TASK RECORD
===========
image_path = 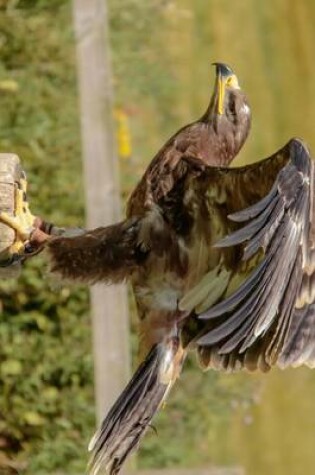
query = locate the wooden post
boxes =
[0,154,22,278]
[72,0,130,424]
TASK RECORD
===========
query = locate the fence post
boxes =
[72,0,130,424]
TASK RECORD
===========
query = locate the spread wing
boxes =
[179,138,315,372]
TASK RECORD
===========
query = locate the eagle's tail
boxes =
[88,336,185,475]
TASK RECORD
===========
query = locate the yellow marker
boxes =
[115,109,132,160]
[0,79,19,92]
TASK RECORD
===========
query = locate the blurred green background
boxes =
[0,0,315,474]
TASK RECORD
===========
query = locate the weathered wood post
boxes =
[72,0,130,424]
[0,154,22,278]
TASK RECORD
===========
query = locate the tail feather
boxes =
[88,338,181,475]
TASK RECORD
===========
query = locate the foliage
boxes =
[0,1,93,473]
[0,260,93,474]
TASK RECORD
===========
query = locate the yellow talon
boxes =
[9,239,25,255]
[0,211,32,240]
[0,172,36,261]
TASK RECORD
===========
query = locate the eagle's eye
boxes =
[225,75,240,90]
[226,77,233,87]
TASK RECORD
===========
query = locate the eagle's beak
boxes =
[212,63,240,115]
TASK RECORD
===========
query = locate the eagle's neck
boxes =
[201,100,251,166]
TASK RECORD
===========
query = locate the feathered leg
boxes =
[88,335,185,475]
[45,217,147,284]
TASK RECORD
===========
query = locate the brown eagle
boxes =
[1,63,315,475]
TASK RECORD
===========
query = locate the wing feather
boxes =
[181,138,315,371]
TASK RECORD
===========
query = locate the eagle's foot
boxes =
[0,172,37,266]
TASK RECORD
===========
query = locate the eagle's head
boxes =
[203,62,251,164]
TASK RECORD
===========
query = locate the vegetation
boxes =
[1,0,315,474]
[0,1,92,473]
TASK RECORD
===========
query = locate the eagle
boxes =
[1,63,314,475]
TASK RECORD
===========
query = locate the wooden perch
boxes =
[0,153,22,278]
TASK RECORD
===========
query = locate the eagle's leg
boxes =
[45,217,145,284]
